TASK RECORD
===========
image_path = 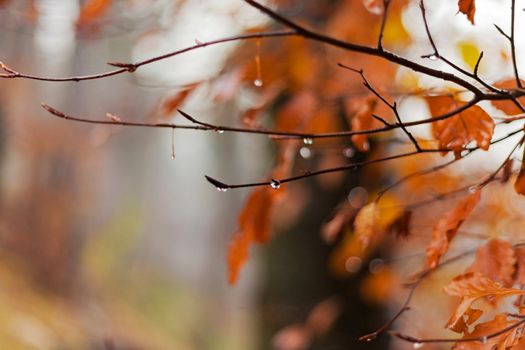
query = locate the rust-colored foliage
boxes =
[426,189,481,269]
[467,238,516,287]
[491,79,525,115]
[453,314,522,350]
[348,96,379,152]
[444,272,525,333]
[458,0,476,24]
[427,96,494,157]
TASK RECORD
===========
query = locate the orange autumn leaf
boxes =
[228,187,278,284]
[453,314,523,350]
[227,143,295,284]
[491,79,525,115]
[467,239,516,287]
[349,96,379,152]
[354,201,378,250]
[426,189,481,269]
[160,84,199,117]
[428,96,494,156]
[458,0,476,24]
[77,0,112,25]
[444,272,525,333]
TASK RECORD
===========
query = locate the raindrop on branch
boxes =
[303,137,314,145]
[270,179,281,189]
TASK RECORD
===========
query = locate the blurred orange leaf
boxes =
[77,0,112,25]
[426,189,481,269]
[467,239,516,287]
[354,201,378,250]
[160,84,199,117]
[444,272,525,333]
[348,96,379,152]
[491,79,525,115]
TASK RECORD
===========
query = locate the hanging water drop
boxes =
[254,39,263,88]
[303,137,314,145]
[413,342,423,349]
[215,128,225,134]
[468,185,478,193]
[480,337,488,344]
[270,179,281,189]
[171,128,176,160]
[216,187,228,192]
[428,54,439,61]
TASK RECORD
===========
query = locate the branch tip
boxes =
[204,175,230,191]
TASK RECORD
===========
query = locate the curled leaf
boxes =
[444,272,525,333]
[426,189,481,269]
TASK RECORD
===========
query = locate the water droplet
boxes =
[413,342,423,349]
[468,185,478,193]
[343,147,355,158]
[270,179,281,189]
[216,187,228,192]
[299,147,312,159]
[428,54,439,61]
[345,256,362,273]
[303,137,313,145]
[194,38,203,45]
[171,128,176,160]
[254,39,263,88]
[215,128,225,134]
[481,337,488,344]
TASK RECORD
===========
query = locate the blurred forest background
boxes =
[2,0,524,349]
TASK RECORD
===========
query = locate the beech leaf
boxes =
[426,189,481,269]
[467,238,516,287]
[349,96,379,152]
[453,314,524,350]
[444,272,525,333]
[428,97,494,157]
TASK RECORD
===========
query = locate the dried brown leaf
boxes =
[453,314,523,350]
